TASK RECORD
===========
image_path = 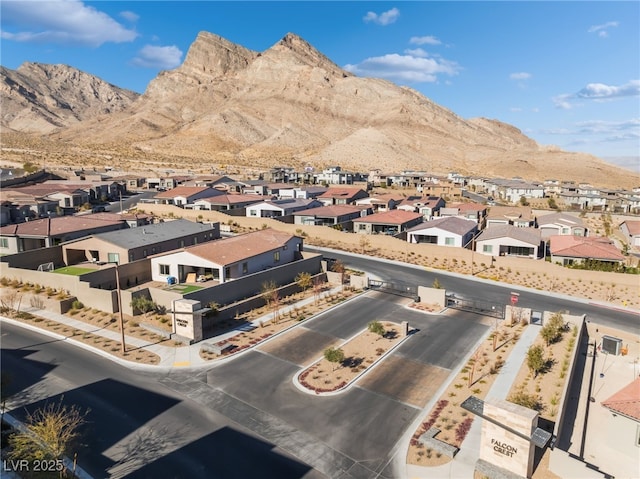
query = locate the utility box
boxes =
[602,335,622,355]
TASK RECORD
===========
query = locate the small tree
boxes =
[519,195,530,206]
[359,235,371,254]
[295,272,312,295]
[526,344,545,378]
[261,280,280,323]
[547,197,558,210]
[324,347,345,371]
[8,399,88,463]
[541,312,564,346]
[312,276,323,304]
[432,278,442,289]
[130,296,156,317]
[368,320,385,340]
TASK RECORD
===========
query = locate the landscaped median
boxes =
[294,320,411,396]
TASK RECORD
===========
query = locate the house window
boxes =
[274,251,280,262]
[0,238,8,248]
[107,253,120,264]
[249,209,257,216]
[358,224,367,231]
[179,240,185,248]
[562,228,569,234]
[129,253,134,262]
[159,264,170,275]
[483,245,493,253]
[143,249,148,257]
[242,262,248,274]
[445,237,455,246]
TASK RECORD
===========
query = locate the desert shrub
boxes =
[508,390,543,411]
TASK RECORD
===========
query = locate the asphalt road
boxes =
[309,247,640,334]
[1,323,323,479]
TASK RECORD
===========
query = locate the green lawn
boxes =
[53,266,95,276]
[167,284,203,294]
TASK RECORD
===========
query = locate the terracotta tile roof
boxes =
[353,210,423,225]
[154,186,213,198]
[602,377,640,422]
[550,235,624,261]
[318,187,367,199]
[0,215,124,237]
[195,194,268,205]
[622,220,640,236]
[186,229,296,265]
[456,202,487,212]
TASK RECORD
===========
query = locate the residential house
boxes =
[315,166,354,185]
[619,220,640,249]
[475,225,542,259]
[10,185,90,209]
[150,228,302,283]
[317,187,369,206]
[0,214,128,255]
[278,186,328,200]
[354,193,403,213]
[486,179,544,204]
[387,171,429,189]
[0,189,59,222]
[417,179,461,198]
[618,191,640,215]
[549,235,625,266]
[116,175,145,192]
[62,219,220,266]
[600,378,640,470]
[246,199,322,218]
[293,204,371,229]
[192,194,267,212]
[486,206,536,228]
[368,169,392,187]
[438,202,487,225]
[537,212,588,239]
[154,186,223,207]
[407,217,477,247]
[146,175,188,190]
[43,179,120,202]
[396,196,445,220]
[353,210,423,235]
[182,175,236,188]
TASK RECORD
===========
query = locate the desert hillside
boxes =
[1,32,637,188]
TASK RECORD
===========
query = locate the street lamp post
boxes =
[113,262,126,354]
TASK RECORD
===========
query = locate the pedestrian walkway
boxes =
[405,324,540,479]
[5,285,347,370]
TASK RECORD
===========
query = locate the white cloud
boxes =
[409,36,441,46]
[575,118,640,135]
[344,52,460,83]
[554,80,639,109]
[588,21,619,38]
[0,0,138,46]
[404,48,429,58]
[576,80,640,99]
[133,45,182,70]
[120,11,139,23]
[510,107,523,112]
[363,8,400,26]
[132,44,183,69]
[510,72,531,80]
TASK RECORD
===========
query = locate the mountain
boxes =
[0,62,139,133]
[1,32,637,187]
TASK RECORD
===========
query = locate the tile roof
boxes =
[154,186,216,198]
[318,187,367,198]
[602,377,640,422]
[353,210,423,225]
[622,220,640,236]
[477,225,541,245]
[0,215,125,237]
[185,229,296,265]
[486,206,534,221]
[195,194,268,205]
[549,235,624,261]
[86,219,215,249]
[407,216,477,236]
[537,212,586,228]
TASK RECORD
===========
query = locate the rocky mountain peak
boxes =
[179,31,258,80]
[267,32,351,78]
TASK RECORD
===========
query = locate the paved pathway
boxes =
[404,324,540,479]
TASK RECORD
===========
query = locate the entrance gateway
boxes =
[367,279,419,301]
[446,293,505,319]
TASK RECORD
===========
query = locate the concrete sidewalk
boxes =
[404,324,540,479]
[5,284,347,370]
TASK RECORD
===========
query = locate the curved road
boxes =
[309,246,639,334]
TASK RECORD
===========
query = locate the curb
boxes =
[292,322,413,397]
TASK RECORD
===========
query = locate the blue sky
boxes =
[1,1,639,164]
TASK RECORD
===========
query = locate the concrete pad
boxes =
[358,355,450,407]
